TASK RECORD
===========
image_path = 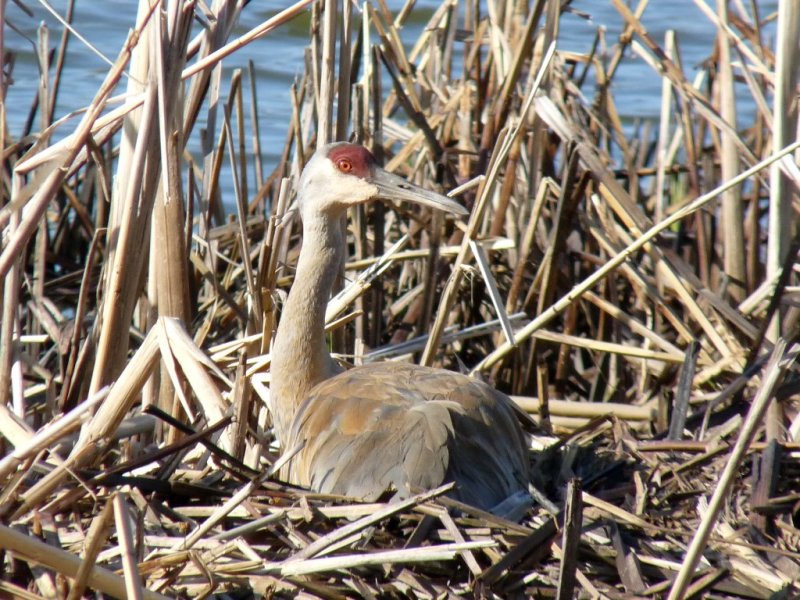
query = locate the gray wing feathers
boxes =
[284,363,530,514]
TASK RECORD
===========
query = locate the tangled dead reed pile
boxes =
[1,0,799,597]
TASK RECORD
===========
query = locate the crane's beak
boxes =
[369,168,469,217]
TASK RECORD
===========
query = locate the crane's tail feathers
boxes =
[490,490,533,522]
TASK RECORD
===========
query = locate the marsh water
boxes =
[4,1,777,170]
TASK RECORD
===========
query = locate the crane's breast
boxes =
[283,362,530,513]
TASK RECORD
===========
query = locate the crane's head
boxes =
[297,142,468,218]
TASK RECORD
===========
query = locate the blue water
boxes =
[4,1,777,169]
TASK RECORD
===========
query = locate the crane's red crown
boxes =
[326,143,376,179]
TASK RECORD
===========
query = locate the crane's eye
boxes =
[336,158,353,173]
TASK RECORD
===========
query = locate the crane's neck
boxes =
[271,210,345,444]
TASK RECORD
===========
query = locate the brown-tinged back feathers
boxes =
[285,362,530,514]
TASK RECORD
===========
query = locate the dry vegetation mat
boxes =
[1,0,799,597]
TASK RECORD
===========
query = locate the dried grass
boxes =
[1,0,799,598]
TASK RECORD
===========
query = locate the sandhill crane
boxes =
[270,142,530,518]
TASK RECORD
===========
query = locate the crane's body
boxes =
[270,143,530,518]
